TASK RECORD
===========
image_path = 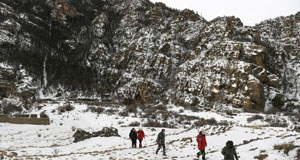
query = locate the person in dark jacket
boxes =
[222,140,238,160]
[137,128,145,148]
[156,129,166,156]
[129,128,137,148]
[196,130,207,160]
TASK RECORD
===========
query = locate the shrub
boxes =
[88,106,104,114]
[154,104,167,111]
[58,104,74,113]
[285,112,300,125]
[206,118,218,125]
[95,107,104,113]
[105,109,117,115]
[128,121,140,127]
[254,154,268,160]
[191,98,199,106]
[247,115,264,123]
[194,117,226,127]
[161,111,173,121]
[225,109,234,116]
[274,142,297,156]
[119,111,129,117]
[218,120,230,126]
[123,98,134,105]
[265,117,288,128]
[194,118,207,127]
[125,104,138,113]
[162,121,176,128]
[143,120,162,127]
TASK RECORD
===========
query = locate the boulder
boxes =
[73,127,120,143]
[93,127,120,137]
[73,128,93,143]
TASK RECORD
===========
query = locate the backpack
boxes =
[156,133,161,144]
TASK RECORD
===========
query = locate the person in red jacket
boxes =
[137,128,145,148]
[196,130,207,160]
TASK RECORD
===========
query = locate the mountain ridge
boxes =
[0,0,299,113]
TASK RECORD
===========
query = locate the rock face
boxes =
[0,0,299,112]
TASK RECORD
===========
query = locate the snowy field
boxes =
[0,102,299,160]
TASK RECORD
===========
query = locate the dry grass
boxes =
[247,115,264,123]
[58,104,74,113]
[274,142,297,156]
[254,154,268,160]
[142,120,162,127]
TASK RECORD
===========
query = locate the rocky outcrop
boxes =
[0,63,36,113]
[73,127,120,143]
[0,0,299,113]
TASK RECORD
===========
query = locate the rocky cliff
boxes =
[0,0,299,113]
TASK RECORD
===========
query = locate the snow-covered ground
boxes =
[0,102,299,160]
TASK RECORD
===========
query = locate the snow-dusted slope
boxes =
[0,102,299,160]
[1,1,300,159]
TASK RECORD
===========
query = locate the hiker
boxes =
[222,140,238,160]
[196,130,207,160]
[129,128,137,148]
[137,128,145,148]
[156,129,166,156]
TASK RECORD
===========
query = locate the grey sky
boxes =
[149,0,300,26]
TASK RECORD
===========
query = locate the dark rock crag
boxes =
[0,0,299,112]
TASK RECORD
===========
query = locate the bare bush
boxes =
[128,121,140,127]
[105,109,118,115]
[206,118,218,125]
[265,117,288,128]
[274,142,297,156]
[285,112,300,125]
[58,104,74,113]
[122,98,134,105]
[254,154,268,160]
[142,120,162,127]
[119,111,129,117]
[194,118,227,127]
[125,104,138,113]
[225,109,234,116]
[89,107,104,114]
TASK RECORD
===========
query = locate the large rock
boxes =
[93,127,120,137]
[73,129,93,143]
[73,127,120,143]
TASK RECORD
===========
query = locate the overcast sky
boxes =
[149,0,300,26]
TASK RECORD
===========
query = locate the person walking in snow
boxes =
[222,140,238,160]
[129,128,138,148]
[156,129,166,156]
[137,128,145,148]
[196,130,207,160]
